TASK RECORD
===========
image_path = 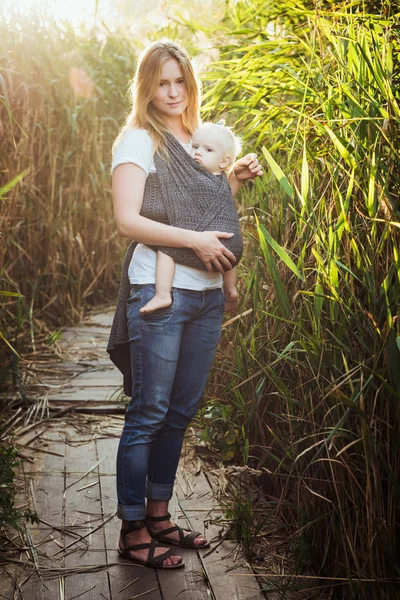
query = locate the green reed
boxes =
[200,1,400,597]
[0,13,139,387]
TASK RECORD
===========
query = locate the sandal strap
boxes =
[147,538,178,567]
[120,537,181,568]
[178,529,202,545]
[124,542,153,551]
[121,519,146,533]
[171,524,202,545]
[152,525,179,538]
[145,512,171,522]
[148,520,203,547]
[149,547,178,568]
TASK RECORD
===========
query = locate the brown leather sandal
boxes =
[118,519,185,569]
[146,512,210,549]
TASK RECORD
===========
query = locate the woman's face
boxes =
[151,58,188,120]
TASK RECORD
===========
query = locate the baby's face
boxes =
[191,128,230,173]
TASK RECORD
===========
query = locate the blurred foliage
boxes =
[0,14,138,392]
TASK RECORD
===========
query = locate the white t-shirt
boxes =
[112,129,223,290]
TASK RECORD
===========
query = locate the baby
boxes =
[140,121,241,315]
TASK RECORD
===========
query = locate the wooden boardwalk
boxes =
[0,311,265,600]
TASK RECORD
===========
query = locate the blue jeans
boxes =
[116,284,225,520]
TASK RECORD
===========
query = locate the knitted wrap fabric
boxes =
[150,133,243,270]
[107,132,243,395]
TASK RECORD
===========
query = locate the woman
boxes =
[109,39,262,570]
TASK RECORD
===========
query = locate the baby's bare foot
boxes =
[140,294,172,315]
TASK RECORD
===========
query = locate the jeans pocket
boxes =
[127,288,143,304]
[141,289,176,322]
[126,287,144,320]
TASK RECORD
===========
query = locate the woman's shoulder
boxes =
[112,128,154,175]
[116,128,153,150]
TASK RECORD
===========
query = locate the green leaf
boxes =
[314,280,324,325]
[301,142,309,206]
[221,449,236,461]
[0,331,21,358]
[0,169,30,198]
[224,430,237,444]
[0,73,15,142]
[258,224,304,281]
[257,221,291,317]
[0,291,24,297]
[261,146,293,199]
[323,125,357,169]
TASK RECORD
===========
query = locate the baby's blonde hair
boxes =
[195,121,242,172]
[113,39,201,156]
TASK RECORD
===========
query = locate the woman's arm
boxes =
[113,162,236,273]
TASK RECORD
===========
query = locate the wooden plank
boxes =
[64,434,111,600]
[62,343,108,353]
[18,428,65,599]
[38,361,100,372]
[96,437,210,600]
[107,564,162,600]
[157,487,211,600]
[61,376,122,388]
[0,566,17,599]
[38,378,122,390]
[45,388,123,402]
[96,437,161,600]
[34,370,121,387]
[49,403,127,415]
[19,574,62,600]
[176,469,264,600]
[83,313,114,327]
[95,437,118,476]
[61,326,112,339]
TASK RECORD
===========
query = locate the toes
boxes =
[164,555,181,566]
[195,536,207,546]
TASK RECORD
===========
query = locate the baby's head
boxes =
[191,121,241,174]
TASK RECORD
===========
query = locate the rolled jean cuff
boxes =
[146,480,174,501]
[117,503,146,521]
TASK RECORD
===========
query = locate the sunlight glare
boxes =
[6,0,105,27]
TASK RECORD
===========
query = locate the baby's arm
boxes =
[140,251,176,314]
[222,267,238,313]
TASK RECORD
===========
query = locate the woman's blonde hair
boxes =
[113,39,201,156]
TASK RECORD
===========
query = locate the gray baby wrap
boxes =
[107,132,243,395]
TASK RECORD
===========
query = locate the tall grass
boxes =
[200,1,400,597]
[0,14,138,387]
[1,2,400,594]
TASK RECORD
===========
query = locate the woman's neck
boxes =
[165,116,190,143]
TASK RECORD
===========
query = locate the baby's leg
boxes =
[222,267,238,313]
[140,251,176,314]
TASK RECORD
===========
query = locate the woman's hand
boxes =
[190,231,236,273]
[233,153,263,182]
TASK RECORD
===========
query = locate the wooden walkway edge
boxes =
[0,310,265,600]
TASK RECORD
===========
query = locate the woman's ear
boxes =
[219,155,232,170]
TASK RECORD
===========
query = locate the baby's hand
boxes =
[223,286,238,313]
[233,153,263,182]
